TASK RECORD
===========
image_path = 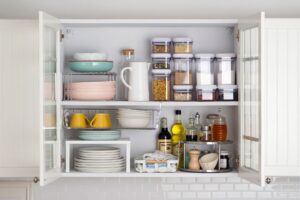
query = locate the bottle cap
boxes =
[175,110,181,115]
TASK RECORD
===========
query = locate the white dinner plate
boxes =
[79,147,120,153]
[75,166,125,173]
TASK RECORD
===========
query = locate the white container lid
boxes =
[220,151,229,156]
[173,37,193,43]
[173,53,193,59]
[151,53,172,58]
[195,53,215,59]
[217,85,238,90]
[216,53,236,58]
[152,37,172,43]
[173,85,193,90]
[152,69,172,75]
[196,85,217,90]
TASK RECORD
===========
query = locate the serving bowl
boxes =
[199,153,218,170]
[66,90,115,100]
[73,53,107,61]
[69,61,113,72]
[117,117,150,128]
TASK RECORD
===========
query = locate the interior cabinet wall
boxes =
[264,19,300,176]
[0,20,39,177]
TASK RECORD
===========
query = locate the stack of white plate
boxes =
[116,108,152,128]
[75,147,125,173]
[78,130,121,141]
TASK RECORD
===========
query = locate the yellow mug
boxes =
[90,113,112,128]
[70,113,89,128]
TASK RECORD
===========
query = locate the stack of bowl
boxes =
[117,108,152,128]
[65,81,116,100]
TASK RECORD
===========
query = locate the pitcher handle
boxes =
[120,67,132,90]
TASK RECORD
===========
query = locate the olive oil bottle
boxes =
[157,117,172,154]
[171,110,185,168]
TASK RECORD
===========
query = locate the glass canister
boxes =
[216,53,236,85]
[152,37,172,53]
[212,114,227,141]
[173,85,193,101]
[195,53,215,85]
[173,37,193,53]
[200,125,212,141]
[173,54,193,85]
[152,69,171,101]
[206,114,219,131]
[151,53,171,69]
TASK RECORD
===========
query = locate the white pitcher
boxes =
[120,62,151,101]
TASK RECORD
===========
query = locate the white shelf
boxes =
[62,169,238,178]
[61,101,239,108]
[66,138,130,145]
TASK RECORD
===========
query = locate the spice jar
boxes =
[212,114,227,141]
[196,85,217,101]
[173,85,193,101]
[152,38,172,53]
[152,69,171,101]
[220,151,230,169]
[216,53,236,85]
[151,53,171,69]
[217,85,238,101]
[195,53,215,85]
[200,125,212,141]
[173,37,193,53]
[173,54,193,85]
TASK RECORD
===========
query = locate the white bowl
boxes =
[117,117,150,128]
[199,153,218,171]
[73,53,107,61]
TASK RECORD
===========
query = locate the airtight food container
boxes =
[152,37,172,53]
[217,85,238,101]
[173,37,193,53]
[196,85,217,101]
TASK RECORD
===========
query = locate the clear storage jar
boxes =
[217,85,238,101]
[152,37,172,53]
[196,85,217,101]
[173,38,193,53]
[195,53,215,85]
[173,54,193,85]
[173,85,193,101]
[151,53,171,69]
[152,69,172,101]
[216,53,236,85]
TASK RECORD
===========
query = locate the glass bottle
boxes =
[186,117,198,141]
[120,48,134,100]
[171,110,185,168]
[157,117,172,154]
[212,108,227,141]
[194,112,203,141]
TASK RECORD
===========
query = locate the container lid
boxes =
[217,85,238,90]
[151,53,172,58]
[173,37,193,43]
[220,151,229,156]
[175,110,181,114]
[216,53,236,58]
[201,125,211,131]
[194,53,215,59]
[151,69,172,75]
[173,85,193,90]
[206,114,219,120]
[173,53,193,59]
[196,85,217,90]
[152,37,172,43]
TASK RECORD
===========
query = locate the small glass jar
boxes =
[217,85,238,101]
[200,125,212,141]
[196,85,217,101]
[195,53,215,85]
[173,37,193,53]
[216,53,236,85]
[173,54,193,85]
[151,53,171,69]
[152,38,172,53]
[220,151,230,169]
[173,85,193,101]
[152,69,171,101]
[212,115,227,141]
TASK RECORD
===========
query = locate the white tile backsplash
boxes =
[32,176,300,200]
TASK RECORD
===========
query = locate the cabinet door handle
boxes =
[33,177,39,183]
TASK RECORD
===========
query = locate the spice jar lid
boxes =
[122,48,134,56]
[217,85,238,90]
[173,85,193,90]
[151,53,172,58]
[173,53,193,59]
[152,69,172,75]
[152,37,172,43]
[216,53,236,58]
[206,114,219,120]
[201,125,211,131]
[196,85,217,90]
[195,53,215,59]
[220,151,229,156]
[173,37,193,43]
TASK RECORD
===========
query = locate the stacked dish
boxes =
[69,53,113,72]
[78,130,121,141]
[65,81,116,100]
[75,147,125,173]
[117,108,152,128]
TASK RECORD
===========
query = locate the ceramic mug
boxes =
[90,113,112,128]
[70,113,89,128]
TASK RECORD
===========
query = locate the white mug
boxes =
[120,62,150,101]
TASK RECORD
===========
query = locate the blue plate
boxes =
[69,61,113,72]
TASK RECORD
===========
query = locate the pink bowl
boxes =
[66,81,116,88]
[66,90,115,100]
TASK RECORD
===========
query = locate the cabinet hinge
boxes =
[61,155,65,164]
[236,30,240,42]
[60,30,64,42]
[235,155,240,167]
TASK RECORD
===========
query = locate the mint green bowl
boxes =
[68,61,113,72]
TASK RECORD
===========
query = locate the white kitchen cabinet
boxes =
[0,181,32,200]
